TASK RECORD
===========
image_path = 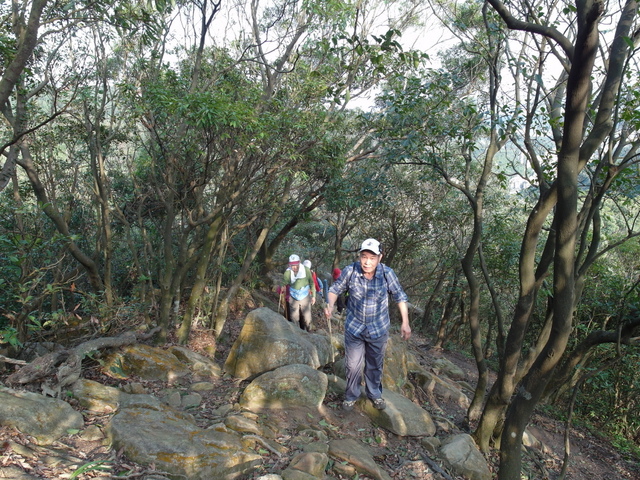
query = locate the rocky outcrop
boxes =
[328,438,393,480]
[358,388,437,437]
[0,387,84,445]
[102,343,191,382]
[72,378,163,413]
[380,337,413,395]
[433,357,467,381]
[239,364,328,410]
[108,402,262,480]
[224,307,332,379]
[414,368,471,408]
[0,306,496,480]
[440,433,492,480]
[168,345,223,377]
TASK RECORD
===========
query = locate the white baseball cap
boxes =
[302,260,311,268]
[359,238,381,255]
[288,254,300,265]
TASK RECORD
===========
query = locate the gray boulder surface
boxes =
[108,404,262,480]
[224,307,332,379]
[0,306,500,480]
[0,387,84,445]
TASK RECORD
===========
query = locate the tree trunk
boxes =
[86,99,115,308]
[421,266,447,331]
[473,189,556,452]
[156,171,177,341]
[177,216,223,344]
[331,211,357,270]
[213,185,291,337]
[450,291,466,341]
[0,0,48,189]
[212,222,271,338]
[257,192,324,275]
[17,145,105,293]
[461,206,489,424]
[434,270,460,349]
[498,1,603,476]
[478,244,505,359]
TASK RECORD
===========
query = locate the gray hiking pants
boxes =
[288,294,312,331]
[344,329,389,402]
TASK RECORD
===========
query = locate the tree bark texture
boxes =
[498,1,604,478]
[177,216,223,344]
[17,145,105,293]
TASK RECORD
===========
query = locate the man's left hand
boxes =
[401,324,411,341]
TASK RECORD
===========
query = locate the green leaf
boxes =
[69,460,111,479]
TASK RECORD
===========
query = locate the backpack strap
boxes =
[382,264,391,294]
[344,262,357,296]
[346,262,390,294]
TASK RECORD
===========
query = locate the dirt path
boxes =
[408,339,638,480]
[0,302,638,480]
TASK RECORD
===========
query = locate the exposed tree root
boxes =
[5,327,160,395]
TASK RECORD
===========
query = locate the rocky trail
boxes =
[0,295,637,480]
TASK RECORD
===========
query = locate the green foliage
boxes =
[376,68,488,172]
[2,0,639,465]
[566,247,640,448]
[0,192,103,342]
[0,326,21,348]
[69,460,112,479]
[109,357,127,378]
[574,347,640,453]
[325,160,390,213]
[319,27,428,105]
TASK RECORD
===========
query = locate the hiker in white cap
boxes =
[283,254,316,331]
[324,238,411,412]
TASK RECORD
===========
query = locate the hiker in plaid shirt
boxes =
[324,238,411,412]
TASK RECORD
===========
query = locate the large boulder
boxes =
[0,466,41,479]
[168,345,222,377]
[358,388,436,437]
[0,387,84,445]
[282,451,330,479]
[328,438,393,480]
[433,357,466,381]
[101,344,190,382]
[72,378,164,413]
[107,403,261,480]
[381,337,414,396]
[225,308,332,379]
[413,368,470,408]
[439,433,491,480]
[239,364,328,410]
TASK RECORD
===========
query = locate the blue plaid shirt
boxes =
[329,262,408,339]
